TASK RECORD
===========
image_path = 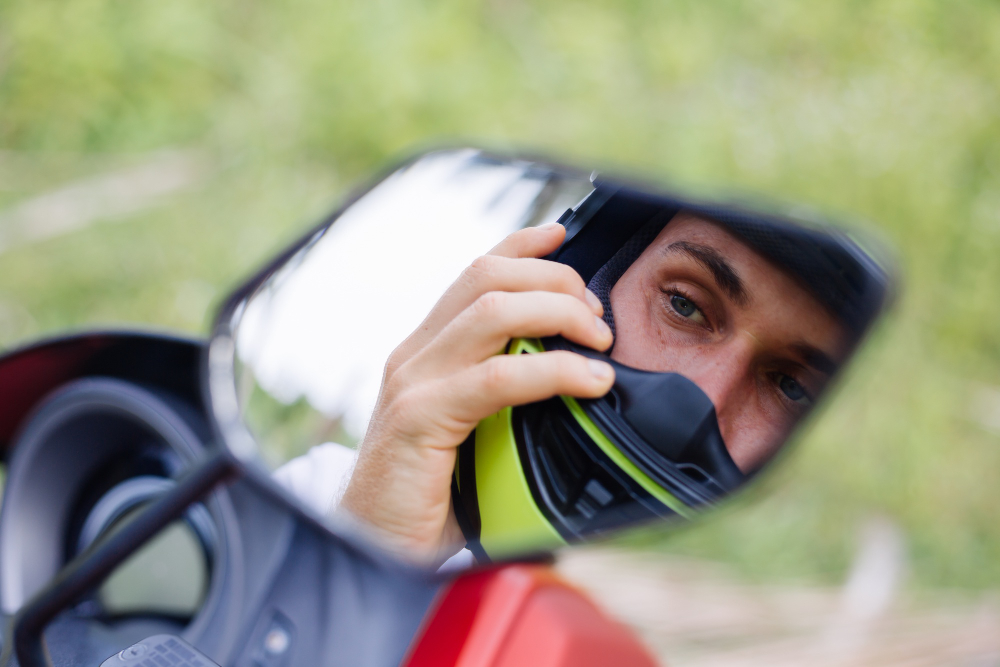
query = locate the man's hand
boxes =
[339,222,615,565]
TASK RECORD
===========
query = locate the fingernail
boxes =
[585,289,603,314]
[588,359,614,380]
[538,222,562,230]
[594,315,611,337]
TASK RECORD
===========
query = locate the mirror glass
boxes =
[210,148,893,562]
[224,150,594,464]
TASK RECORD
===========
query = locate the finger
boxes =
[391,253,601,367]
[416,254,601,336]
[388,224,568,367]
[488,222,566,259]
[462,255,601,315]
[425,351,615,432]
[422,225,580,335]
[412,290,613,375]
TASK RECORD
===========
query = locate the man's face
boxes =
[609,212,848,472]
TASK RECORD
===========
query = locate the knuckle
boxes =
[455,256,494,294]
[471,290,506,319]
[382,365,409,399]
[384,346,407,376]
[387,387,425,427]
[480,357,512,390]
[466,254,498,284]
[383,354,423,398]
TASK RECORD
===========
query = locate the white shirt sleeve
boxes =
[273,443,475,571]
[273,442,359,516]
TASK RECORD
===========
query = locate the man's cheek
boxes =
[715,395,771,468]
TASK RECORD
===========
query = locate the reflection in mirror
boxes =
[232,150,594,465]
[216,148,893,564]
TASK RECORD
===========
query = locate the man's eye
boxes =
[777,374,811,406]
[669,294,706,324]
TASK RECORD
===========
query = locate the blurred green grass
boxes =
[2,0,999,590]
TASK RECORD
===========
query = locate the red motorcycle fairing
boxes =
[404,564,658,667]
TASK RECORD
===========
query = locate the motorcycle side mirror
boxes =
[206,148,896,564]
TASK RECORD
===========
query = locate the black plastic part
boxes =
[548,184,667,284]
[595,366,744,492]
[226,519,441,667]
[0,375,216,609]
[545,337,745,500]
[0,332,204,459]
[0,370,256,663]
[450,336,745,550]
[0,330,453,667]
[513,398,673,542]
[99,634,219,667]
[0,334,257,666]
[554,207,575,225]
[5,450,237,667]
[451,440,490,564]
[2,463,448,667]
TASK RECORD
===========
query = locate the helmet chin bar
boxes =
[544,337,746,497]
[516,339,746,544]
[452,336,746,562]
[513,397,676,542]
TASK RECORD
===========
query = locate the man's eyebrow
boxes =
[792,343,838,375]
[664,241,750,307]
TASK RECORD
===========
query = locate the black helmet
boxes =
[452,179,892,562]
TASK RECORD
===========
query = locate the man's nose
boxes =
[682,336,757,433]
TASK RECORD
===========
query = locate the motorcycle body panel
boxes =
[0,331,445,667]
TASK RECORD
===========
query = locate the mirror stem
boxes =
[3,450,238,667]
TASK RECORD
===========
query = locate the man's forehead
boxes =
[652,212,755,253]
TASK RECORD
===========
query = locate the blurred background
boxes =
[1,0,998,662]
